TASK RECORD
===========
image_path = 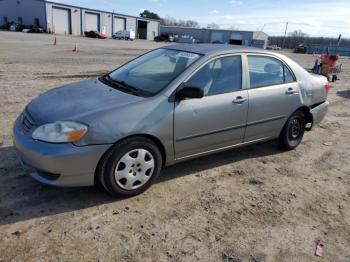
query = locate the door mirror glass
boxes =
[177,86,204,100]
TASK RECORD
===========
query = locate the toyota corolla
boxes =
[13,44,329,197]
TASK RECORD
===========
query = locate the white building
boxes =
[0,0,160,40]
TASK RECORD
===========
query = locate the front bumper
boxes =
[13,117,111,187]
[311,100,329,125]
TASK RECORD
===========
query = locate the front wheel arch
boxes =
[94,134,166,186]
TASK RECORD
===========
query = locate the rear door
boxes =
[244,54,301,141]
[174,55,248,159]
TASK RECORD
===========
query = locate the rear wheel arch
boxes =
[297,106,313,125]
[279,106,311,138]
[279,110,306,150]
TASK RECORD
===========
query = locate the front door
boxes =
[174,55,248,159]
[244,55,301,141]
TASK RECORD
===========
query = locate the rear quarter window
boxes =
[284,64,295,83]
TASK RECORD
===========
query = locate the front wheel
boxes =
[279,110,306,150]
[98,137,162,197]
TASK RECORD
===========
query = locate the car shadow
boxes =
[336,89,350,99]
[0,141,282,226]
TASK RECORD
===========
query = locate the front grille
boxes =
[21,109,36,133]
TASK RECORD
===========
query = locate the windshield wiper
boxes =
[113,79,139,93]
[101,74,152,97]
[101,75,139,95]
[101,74,119,87]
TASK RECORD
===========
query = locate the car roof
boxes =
[163,44,275,56]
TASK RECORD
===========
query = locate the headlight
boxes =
[32,121,88,143]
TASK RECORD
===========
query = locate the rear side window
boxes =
[247,55,295,88]
[186,55,242,96]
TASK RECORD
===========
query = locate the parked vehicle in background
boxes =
[14,44,329,197]
[27,26,44,33]
[169,35,175,42]
[174,34,198,44]
[294,44,308,54]
[84,31,107,39]
[154,34,171,42]
[112,30,135,40]
[267,45,281,50]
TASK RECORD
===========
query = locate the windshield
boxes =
[106,48,202,95]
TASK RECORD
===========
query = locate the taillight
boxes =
[325,82,330,93]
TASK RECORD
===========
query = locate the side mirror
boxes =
[176,86,204,100]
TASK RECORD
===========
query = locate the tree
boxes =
[160,16,200,28]
[207,23,220,29]
[183,20,200,28]
[227,25,237,30]
[140,10,160,20]
[288,29,309,38]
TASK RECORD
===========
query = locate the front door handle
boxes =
[286,87,297,95]
[232,96,247,104]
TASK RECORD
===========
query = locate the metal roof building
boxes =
[161,26,268,49]
[0,0,160,40]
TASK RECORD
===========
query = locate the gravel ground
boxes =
[0,31,349,262]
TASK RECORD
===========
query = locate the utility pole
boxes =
[282,22,288,49]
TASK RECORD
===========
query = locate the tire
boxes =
[98,137,162,197]
[279,110,306,150]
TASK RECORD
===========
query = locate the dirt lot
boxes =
[0,31,349,262]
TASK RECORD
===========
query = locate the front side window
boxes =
[247,55,295,88]
[186,55,242,96]
[107,49,201,95]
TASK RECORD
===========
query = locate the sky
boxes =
[52,0,350,38]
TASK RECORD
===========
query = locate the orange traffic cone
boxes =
[72,42,79,52]
[53,37,56,45]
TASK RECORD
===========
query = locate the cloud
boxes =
[222,15,234,20]
[149,0,167,4]
[209,10,220,14]
[229,0,242,5]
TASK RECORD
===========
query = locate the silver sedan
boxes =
[13,44,329,197]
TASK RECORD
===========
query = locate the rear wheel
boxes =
[279,110,306,150]
[98,137,162,197]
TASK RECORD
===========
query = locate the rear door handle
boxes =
[232,96,247,104]
[286,87,297,95]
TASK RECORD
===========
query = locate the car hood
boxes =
[27,78,144,124]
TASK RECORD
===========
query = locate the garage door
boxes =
[52,7,70,34]
[85,12,99,31]
[114,17,125,33]
[211,32,223,43]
